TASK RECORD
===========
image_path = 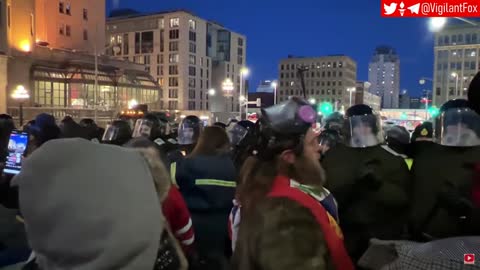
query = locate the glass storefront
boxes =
[32,65,160,111]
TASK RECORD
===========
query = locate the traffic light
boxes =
[428,106,440,118]
[318,102,333,116]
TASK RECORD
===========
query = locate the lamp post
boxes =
[271,81,278,105]
[419,77,434,105]
[240,67,249,119]
[347,87,356,107]
[11,85,30,126]
[208,88,216,96]
[94,28,121,122]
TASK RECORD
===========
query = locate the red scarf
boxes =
[268,175,354,270]
[472,163,480,208]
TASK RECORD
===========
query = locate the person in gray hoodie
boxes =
[12,138,185,270]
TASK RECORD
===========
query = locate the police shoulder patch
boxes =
[421,128,428,136]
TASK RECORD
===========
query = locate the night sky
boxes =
[107,0,435,97]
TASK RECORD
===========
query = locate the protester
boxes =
[232,97,353,270]
[24,113,61,155]
[172,126,236,269]
[125,138,195,257]
[12,138,187,270]
[59,116,88,139]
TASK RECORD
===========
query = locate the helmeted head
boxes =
[178,115,202,145]
[468,71,480,115]
[102,120,132,146]
[434,99,480,147]
[344,104,383,148]
[228,120,255,146]
[132,114,166,141]
[324,112,344,134]
[252,97,324,185]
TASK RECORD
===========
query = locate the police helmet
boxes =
[178,116,202,145]
[254,97,317,160]
[468,71,480,115]
[324,112,344,132]
[102,120,132,146]
[434,99,480,147]
[229,120,255,146]
[132,114,165,140]
[344,104,383,148]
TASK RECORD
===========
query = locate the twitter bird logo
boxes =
[384,3,398,15]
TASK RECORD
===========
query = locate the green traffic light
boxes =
[318,102,333,116]
[428,106,440,117]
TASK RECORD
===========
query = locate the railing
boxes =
[7,107,117,127]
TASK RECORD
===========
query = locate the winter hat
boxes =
[12,138,163,270]
[386,125,410,145]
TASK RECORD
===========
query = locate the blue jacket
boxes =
[171,155,237,212]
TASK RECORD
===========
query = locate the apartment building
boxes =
[1,0,104,54]
[433,23,480,106]
[106,10,247,118]
[0,0,158,123]
[368,46,400,109]
[277,55,357,110]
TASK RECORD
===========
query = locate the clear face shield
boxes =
[178,125,195,145]
[346,114,383,148]
[435,108,480,147]
[102,125,119,142]
[132,119,153,138]
[228,125,249,146]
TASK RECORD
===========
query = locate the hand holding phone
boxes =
[3,130,29,175]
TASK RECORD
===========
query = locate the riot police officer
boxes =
[101,119,132,146]
[228,120,255,170]
[322,104,410,261]
[130,113,177,164]
[410,99,480,239]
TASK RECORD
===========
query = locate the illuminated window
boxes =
[189,55,196,65]
[168,54,179,63]
[65,3,71,15]
[170,18,179,28]
[189,19,196,30]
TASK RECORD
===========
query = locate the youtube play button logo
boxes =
[464,254,475,265]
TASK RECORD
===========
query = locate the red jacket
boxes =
[162,186,195,255]
[268,176,354,270]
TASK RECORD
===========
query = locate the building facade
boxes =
[368,46,400,108]
[354,81,381,112]
[0,0,159,124]
[106,10,247,120]
[256,80,275,93]
[277,55,357,110]
[1,0,105,54]
[433,23,480,106]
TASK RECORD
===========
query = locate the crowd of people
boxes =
[0,73,478,270]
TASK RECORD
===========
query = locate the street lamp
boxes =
[240,67,250,119]
[11,85,30,126]
[208,88,216,96]
[239,95,246,102]
[308,98,316,104]
[429,17,448,32]
[347,87,356,107]
[94,39,121,123]
[271,81,278,105]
